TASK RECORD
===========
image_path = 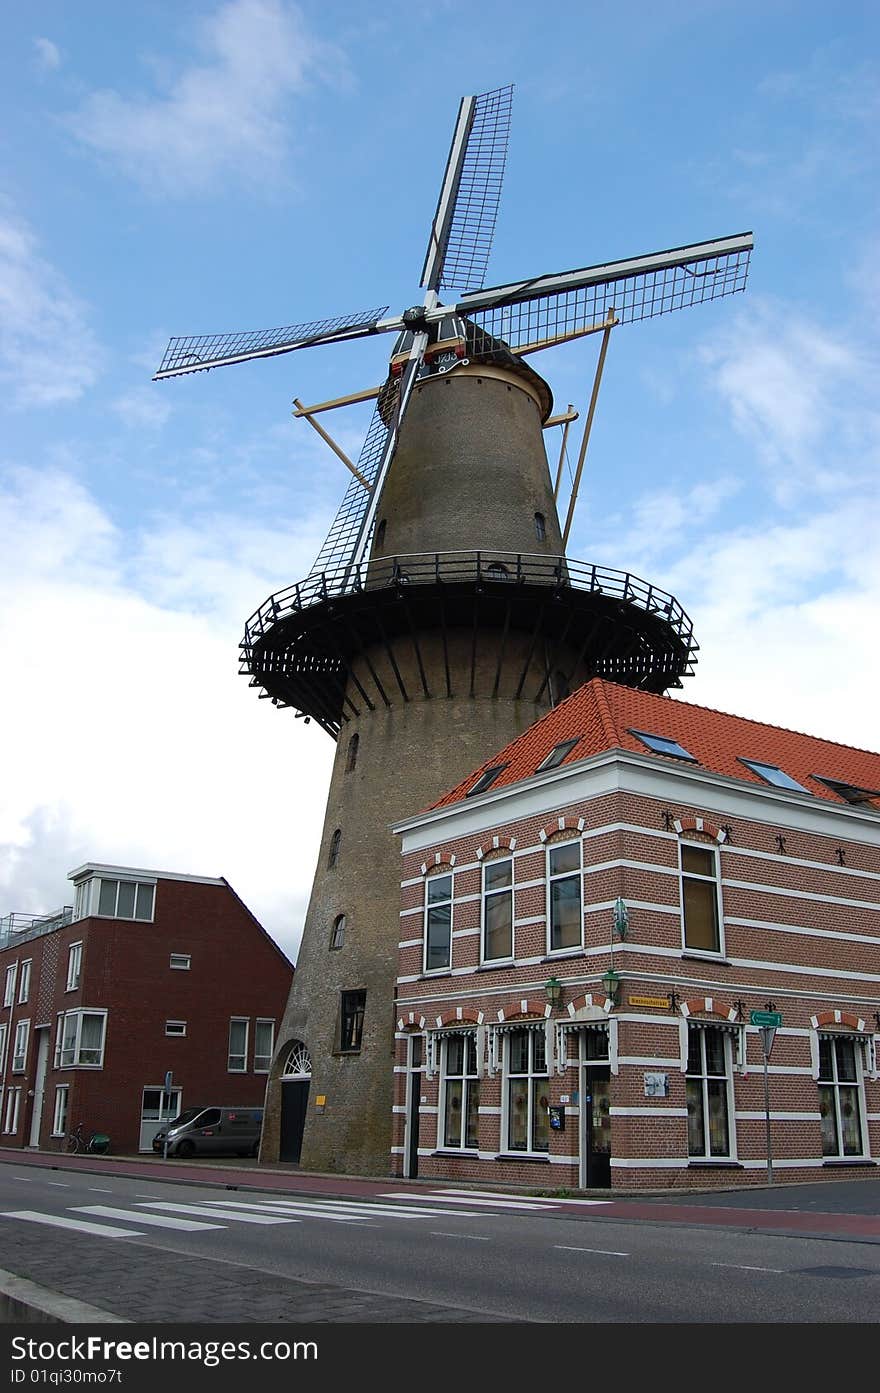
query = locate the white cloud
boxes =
[33,37,61,72]
[0,466,333,961]
[0,213,101,407]
[67,0,347,195]
[110,389,172,430]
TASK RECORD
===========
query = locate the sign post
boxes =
[750,1011,782,1185]
[162,1069,173,1161]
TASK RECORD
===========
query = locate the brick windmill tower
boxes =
[155,86,752,1173]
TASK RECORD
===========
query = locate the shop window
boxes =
[505,1028,550,1154]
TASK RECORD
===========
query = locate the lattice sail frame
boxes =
[430,84,513,296]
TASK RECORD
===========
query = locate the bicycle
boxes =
[64,1122,111,1155]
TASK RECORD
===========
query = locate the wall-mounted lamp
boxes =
[601,967,620,1005]
[544,976,563,1007]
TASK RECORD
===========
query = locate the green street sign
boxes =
[750,1010,782,1027]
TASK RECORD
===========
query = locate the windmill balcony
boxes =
[240,551,698,737]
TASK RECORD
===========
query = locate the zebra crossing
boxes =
[0,1186,608,1241]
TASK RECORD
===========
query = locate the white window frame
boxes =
[12,1020,30,1073]
[3,963,17,1008]
[254,1019,275,1073]
[679,840,725,957]
[481,857,514,964]
[0,1022,7,1074]
[3,1087,21,1134]
[439,1032,480,1151]
[817,1034,868,1159]
[228,1017,249,1072]
[96,878,155,922]
[52,1085,70,1138]
[18,959,31,1005]
[169,954,191,971]
[546,839,583,954]
[685,1024,736,1160]
[57,1009,108,1069]
[165,1020,187,1037]
[423,871,453,974]
[502,1026,551,1157]
[73,879,94,922]
[66,942,83,992]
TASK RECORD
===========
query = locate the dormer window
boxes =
[97,878,155,921]
[739,759,807,792]
[812,776,880,808]
[630,729,697,761]
[536,738,579,772]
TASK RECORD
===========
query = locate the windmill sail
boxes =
[306,404,391,589]
[421,84,514,296]
[456,235,753,350]
[154,307,390,380]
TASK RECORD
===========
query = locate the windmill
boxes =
[155,85,752,1174]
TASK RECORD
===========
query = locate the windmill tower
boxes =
[155,86,752,1173]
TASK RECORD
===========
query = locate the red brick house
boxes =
[0,864,293,1154]
[392,679,880,1188]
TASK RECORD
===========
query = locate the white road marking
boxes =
[46,1182,69,1188]
[555,1245,629,1257]
[203,1198,485,1220]
[436,1188,612,1207]
[711,1263,783,1274]
[138,1201,298,1225]
[1,1210,141,1238]
[87,1188,114,1194]
[429,1232,490,1241]
[11,1177,32,1182]
[73,1205,222,1232]
[380,1192,563,1210]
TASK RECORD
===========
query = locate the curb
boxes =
[0,1268,129,1325]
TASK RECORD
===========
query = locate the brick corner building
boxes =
[0,863,293,1153]
[392,679,880,1188]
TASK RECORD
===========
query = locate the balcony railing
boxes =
[241,550,695,654]
[0,907,73,951]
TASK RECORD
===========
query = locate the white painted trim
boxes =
[734,1111,822,1121]
[725,915,880,949]
[723,879,880,913]
[68,863,223,888]
[610,1107,688,1118]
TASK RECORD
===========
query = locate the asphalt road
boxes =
[1,1162,879,1323]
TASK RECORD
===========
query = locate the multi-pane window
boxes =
[340,991,366,1052]
[482,858,513,962]
[441,1034,480,1150]
[680,843,722,953]
[0,1023,6,1073]
[169,954,191,970]
[818,1036,865,1157]
[66,942,83,991]
[506,1028,551,1154]
[18,960,31,1004]
[73,879,91,921]
[329,915,346,950]
[327,829,341,869]
[228,1019,248,1072]
[3,964,17,1007]
[57,1011,107,1068]
[52,1086,69,1137]
[424,873,453,972]
[686,1026,732,1158]
[97,879,155,921]
[12,1021,29,1072]
[547,841,582,951]
[3,1088,20,1134]
[254,1020,275,1072]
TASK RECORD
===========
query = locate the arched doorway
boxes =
[280,1041,311,1163]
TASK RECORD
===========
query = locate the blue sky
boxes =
[2,0,878,959]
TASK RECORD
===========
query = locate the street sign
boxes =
[750,1010,782,1027]
[759,1026,778,1057]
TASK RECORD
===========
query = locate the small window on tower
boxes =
[534,512,546,542]
[346,734,359,773]
[328,829,341,868]
[330,915,346,950]
[375,519,387,550]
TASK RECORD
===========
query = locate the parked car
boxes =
[152,1105,263,1158]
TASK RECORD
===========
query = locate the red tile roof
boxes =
[431,678,880,811]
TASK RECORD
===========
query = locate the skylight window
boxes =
[466,764,508,797]
[812,775,880,808]
[629,729,697,762]
[536,739,579,772]
[739,758,807,792]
